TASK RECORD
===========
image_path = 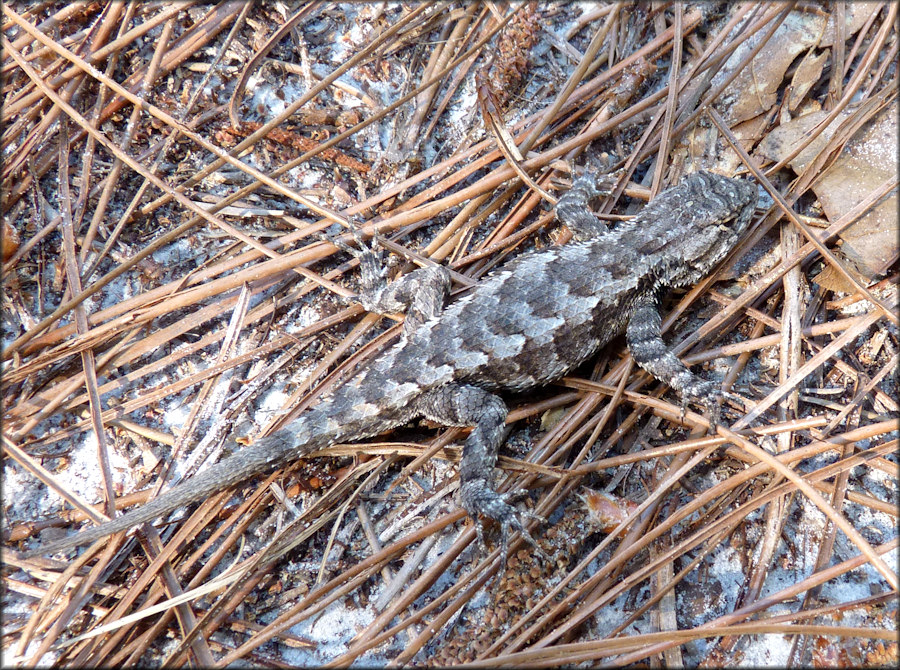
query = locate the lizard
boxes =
[23,167,757,558]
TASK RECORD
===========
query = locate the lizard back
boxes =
[390,170,756,392]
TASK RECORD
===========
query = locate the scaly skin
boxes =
[26,169,756,558]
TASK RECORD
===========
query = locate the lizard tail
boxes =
[24,337,436,557]
[24,383,411,557]
[24,429,312,557]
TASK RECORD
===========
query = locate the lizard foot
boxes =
[327,223,379,258]
[679,378,723,431]
[325,225,391,286]
[461,479,548,563]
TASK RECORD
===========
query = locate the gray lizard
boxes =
[25,168,757,558]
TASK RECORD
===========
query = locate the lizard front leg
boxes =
[332,231,450,334]
[555,165,620,242]
[626,291,722,428]
[415,383,544,557]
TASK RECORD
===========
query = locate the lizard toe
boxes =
[680,379,723,431]
[461,481,547,561]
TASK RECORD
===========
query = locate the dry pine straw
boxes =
[1,2,897,666]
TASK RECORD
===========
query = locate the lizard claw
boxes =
[325,226,393,302]
[679,379,723,432]
[461,481,548,562]
[326,224,381,261]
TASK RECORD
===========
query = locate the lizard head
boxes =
[657,171,758,288]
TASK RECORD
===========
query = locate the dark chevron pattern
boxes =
[29,168,757,558]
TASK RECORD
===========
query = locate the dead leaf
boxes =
[2,220,19,262]
[820,4,881,47]
[788,50,828,111]
[579,488,640,533]
[721,12,826,124]
[758,101,899,282]
[717,5,876,124]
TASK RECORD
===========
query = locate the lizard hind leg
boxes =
[330,228,450,334]
[415,383,547,560]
